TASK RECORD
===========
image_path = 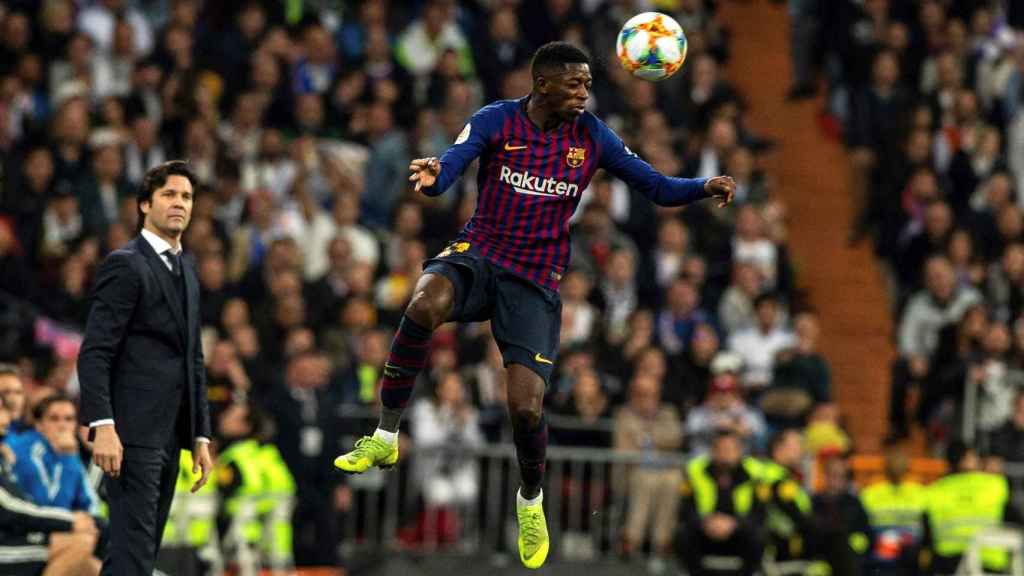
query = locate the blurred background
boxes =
[1,0,1023,574]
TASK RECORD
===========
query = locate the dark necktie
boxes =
[167,251,181,277]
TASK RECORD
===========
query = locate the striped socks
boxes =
[378,315,433,431]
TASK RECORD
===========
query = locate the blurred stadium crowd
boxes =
[812,0,1024,449]
[0,0,1020,574]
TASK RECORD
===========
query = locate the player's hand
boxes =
[191,441,214,493]
[92,424,123,478]
[409,157,441,192]
[71,512,98,534]
[705,175,736,208]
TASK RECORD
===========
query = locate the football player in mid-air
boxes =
[335,41,735,569]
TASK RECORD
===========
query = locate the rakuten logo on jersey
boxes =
[499,166,580,198]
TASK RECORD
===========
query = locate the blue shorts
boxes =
[423,241,562,384]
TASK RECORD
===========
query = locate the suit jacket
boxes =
[78,235,211,449]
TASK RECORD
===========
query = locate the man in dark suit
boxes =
[77,160,214,575]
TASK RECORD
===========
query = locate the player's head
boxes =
[33,392,77,449]
[0,390,10,438]
[137,160,197,240]
[710,429,743,467]
[0,363,25,423]
[531,41,591,121]
[769,428,803,468]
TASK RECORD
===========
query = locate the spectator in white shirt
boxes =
[410,370,484,507]
[727,292,796,391]
[78,0,154,58]
[718,261,765,336]
[733,204,779,289]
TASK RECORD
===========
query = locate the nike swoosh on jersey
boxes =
[505,142,528,151]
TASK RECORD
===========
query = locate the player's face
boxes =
[38,401,76,447]
[141,174,193,241]
[0,375,24,420]
[550,64,592,120]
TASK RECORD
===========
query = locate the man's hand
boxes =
[92,425,123,478]
[71,512,97,534]
[703,513,737,540]
[52,431,79,455]
[334,485,352,512]
[409,157,441,192]
[908,355,929,379]
[191,441,213,493]
[705,176,736,208]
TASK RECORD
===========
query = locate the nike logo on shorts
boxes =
[534,353,553,365]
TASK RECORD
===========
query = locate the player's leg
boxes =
[334,268,465,473]
[506,363,551,569]
[379,272,454,431]
[493,273,561,569]
[507,363,548,502]
[45,532,99,576]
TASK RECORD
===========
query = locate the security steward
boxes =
[215,402,296,567]
[677,429,766,575]
[159,449,218,575]
[760,428,814,564]
[860,443,926,575]
[921,441,1019,575]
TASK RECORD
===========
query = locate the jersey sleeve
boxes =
[72,461,99,514]
[419,104,498,197]
[595,119,708,207]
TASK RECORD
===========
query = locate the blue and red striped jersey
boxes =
[422,96,709,291]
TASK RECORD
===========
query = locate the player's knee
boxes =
[510,404,542,431]
[406,281,452,328]
[57,533,95,559]
[74,532,97,552]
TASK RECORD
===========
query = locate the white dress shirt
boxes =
[90,229,208,444]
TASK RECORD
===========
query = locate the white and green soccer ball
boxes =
[616,12,688,82]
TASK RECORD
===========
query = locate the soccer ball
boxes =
[616,12,688,82]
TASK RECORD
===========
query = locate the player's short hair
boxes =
[0,363,19,378]
[32,392,76,422]
[136,160,198,233]
[531,41,590,79]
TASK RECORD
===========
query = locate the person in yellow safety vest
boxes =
[676,430,766,576]
[860,443,927,576]
[759,428,814,564]
[162,449,218,548]
[921,441,1020,575]
[257,441,296,566]
[214,402,296,567]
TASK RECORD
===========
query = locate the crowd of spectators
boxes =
[0,0,854,570]
[804,0,1024,451]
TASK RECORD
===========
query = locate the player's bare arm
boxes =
[409,157,441,192]
[705,175,736,208]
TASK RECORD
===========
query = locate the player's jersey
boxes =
[422,96,708,291]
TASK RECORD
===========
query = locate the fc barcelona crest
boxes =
[566,147,586,168]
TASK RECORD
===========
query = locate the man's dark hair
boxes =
[945,439,971,471]
[753,291,778,309]
[713,428,739,443]
[136,160,198,233]
[769,428,799,456]
[0,363,19,378]
[32,392,76,422]
[531,41,590,79]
